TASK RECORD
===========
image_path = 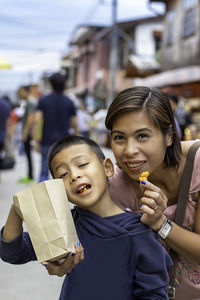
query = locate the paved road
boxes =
[0,148,115,300]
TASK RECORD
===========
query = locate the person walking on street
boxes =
[33,72,79,182]
[0,96,11,152]
[18,85,37,183]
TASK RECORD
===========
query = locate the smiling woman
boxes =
[106,86,200,299]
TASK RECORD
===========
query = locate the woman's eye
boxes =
[113,135,125,141]
[138,133,148,140]
[59,172,68,178]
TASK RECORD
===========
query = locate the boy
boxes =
[0,136,172,299]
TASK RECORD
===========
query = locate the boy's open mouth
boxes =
[77,184,91,194]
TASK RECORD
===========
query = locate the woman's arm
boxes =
[165,221,200,264]
[140,182,200,264]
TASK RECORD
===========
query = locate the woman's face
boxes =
[111,110,172,181]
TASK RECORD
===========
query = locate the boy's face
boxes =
[50,144,114,212]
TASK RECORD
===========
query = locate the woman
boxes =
[105,86,200,300]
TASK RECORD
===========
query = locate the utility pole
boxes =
[107,0,118,107]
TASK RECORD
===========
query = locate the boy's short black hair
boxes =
[48,135,105,178]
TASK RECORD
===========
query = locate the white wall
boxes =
[135,22,163,58]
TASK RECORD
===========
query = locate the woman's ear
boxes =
[166,126,173,147]
[166,134,173,147]
[103,158,114,177]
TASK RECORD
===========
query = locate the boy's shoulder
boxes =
[71,206,151,237]
[117,211,152,236]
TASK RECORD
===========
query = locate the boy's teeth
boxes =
[78,184,87,194]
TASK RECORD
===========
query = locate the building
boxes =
[134,0,200,131]
[62,16,163,110]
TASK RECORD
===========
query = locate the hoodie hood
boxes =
[72,206,151,239]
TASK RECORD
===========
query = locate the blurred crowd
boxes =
[0,72,200,184]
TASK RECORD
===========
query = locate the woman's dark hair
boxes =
[48,135,105,177]
[105,86,182,169]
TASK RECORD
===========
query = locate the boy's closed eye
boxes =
[79,163,89,167]
[59,172,68,178]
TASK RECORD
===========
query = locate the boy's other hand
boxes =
[42,242,84,277]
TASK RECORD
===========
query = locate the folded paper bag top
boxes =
[13,179,79,263]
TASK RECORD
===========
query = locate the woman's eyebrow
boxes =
[134,128,153,134]
[111,129,123,135]
[111,128,152,135]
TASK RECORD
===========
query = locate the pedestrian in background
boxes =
[33,72,79,182]
[18,85,37,183]
[77,102,91,138]
[168,93,192,140]
[0,96,11,152]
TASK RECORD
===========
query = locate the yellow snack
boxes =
[139,171,149,182]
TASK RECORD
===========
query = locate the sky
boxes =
[0,0,164,95]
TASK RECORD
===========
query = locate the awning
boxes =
[0,56,12,69]
[129,54,160,71]
[133,65,200,87]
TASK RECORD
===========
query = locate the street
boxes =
[0,148,115,300]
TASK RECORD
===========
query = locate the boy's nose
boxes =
[71,175,81,183]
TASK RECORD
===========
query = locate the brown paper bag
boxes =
[13,179,79,263]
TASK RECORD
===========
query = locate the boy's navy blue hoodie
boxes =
[0,206,172,299]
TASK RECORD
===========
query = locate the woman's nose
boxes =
[124,140,138,157]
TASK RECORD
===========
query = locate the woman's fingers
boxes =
[140,181,168,231]
[140,181,168,211]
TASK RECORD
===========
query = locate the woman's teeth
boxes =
[127,162,144,168]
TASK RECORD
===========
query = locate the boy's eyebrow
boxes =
[111,128,152,135]
[71,154,88,162]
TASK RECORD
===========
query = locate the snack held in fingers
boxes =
[139,171,149,183]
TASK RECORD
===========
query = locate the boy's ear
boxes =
[103,158,114,177]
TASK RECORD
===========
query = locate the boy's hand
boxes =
[42,242,84,277]
[3,204,23,242]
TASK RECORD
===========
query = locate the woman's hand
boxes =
[140,181,167,231]
[42,242,84,277]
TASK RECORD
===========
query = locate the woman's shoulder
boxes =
[181,140,200,157]
[110,165,133,186]
[109,165,137,211]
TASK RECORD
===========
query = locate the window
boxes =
[183,0,198,10]
[166,9,175,45]
[182,0,198,38]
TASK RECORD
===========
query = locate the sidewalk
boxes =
[0,147,115,300]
